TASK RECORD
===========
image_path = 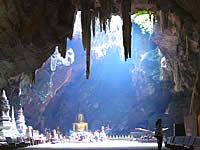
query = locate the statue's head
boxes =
[77,113,84,122]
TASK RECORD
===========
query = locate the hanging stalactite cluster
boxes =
[185,33,189,61]
[81,0,113,79]
[158,10,169,33]
[96,0,112,33]
[80,0,134,78]
[81,0,112,79]
[56,0,133,79]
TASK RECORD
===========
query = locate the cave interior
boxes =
[0,0,200,136]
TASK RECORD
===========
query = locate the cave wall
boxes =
[152,0,200,122]
[190,72,200,115]
[0,0,76,89]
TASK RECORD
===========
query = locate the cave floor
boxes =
[23,140,169,150]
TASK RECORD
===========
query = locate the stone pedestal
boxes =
[0,121,12,139]
[25,126,33,139]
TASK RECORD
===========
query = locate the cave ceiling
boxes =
[0,0,200,90]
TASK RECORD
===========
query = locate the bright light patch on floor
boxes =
[26,141,160,149]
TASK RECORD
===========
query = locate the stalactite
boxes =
[149,13,151,22]
[86,45,90,79]
[121,0,132,61]
[31,71,35,83]
[173,62,183,92]
[108,18,111,30]
[59,39,67,58]
[189,72,200,115]
[103,20,106,32]
[81,0,91,79]
[159,10,164,32]
[105,0,112,31]
[98,1,105,33]
[153,15,156,33]
[97,5,103,32]
[167,11,170,29]
[97,0,112,33]
[186,34,189,61]
[164,11,168,29]
[92,13,96,37]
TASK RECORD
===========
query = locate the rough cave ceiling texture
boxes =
[0,0,156,88]
[0,0,200,112]
[0,0,76,88]
[0,0,199,85]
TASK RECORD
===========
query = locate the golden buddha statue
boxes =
[73,113,88,132]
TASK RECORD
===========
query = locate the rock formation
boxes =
[0,0,76,89]
[0,0,158,87]
[190,72,200,115]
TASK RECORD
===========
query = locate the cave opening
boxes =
[22,12,170,136]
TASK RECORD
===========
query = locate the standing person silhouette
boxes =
[155,119,163,150]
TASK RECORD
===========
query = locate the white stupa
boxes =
[10,106,20,137]
[0,90,17,141]
[16,104,27,137]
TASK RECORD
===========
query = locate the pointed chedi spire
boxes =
[16,104,27,137]
[0,90,18,140]
[10,106,20,137]
[2,90,7,100]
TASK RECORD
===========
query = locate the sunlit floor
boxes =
[24,140,169,150]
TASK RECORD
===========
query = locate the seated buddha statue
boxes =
[73,113,88,132]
